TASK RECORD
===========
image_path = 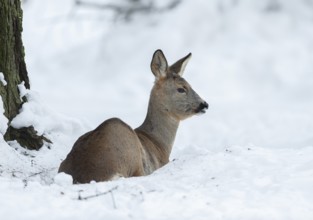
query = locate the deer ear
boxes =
[151,50,168,79]
[169,53,192,76]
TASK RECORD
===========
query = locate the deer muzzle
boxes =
[196,101,209,114]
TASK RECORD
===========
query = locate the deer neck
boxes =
[136,96,179,158]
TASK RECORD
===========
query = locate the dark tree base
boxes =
[4,126,52,150]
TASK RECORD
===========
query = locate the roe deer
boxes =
[58,50,208,183]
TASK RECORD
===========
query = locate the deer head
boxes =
[150,50,208,121]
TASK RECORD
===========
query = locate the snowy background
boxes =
[1,0,313,219]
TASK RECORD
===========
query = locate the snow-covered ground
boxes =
[1,0,313,219]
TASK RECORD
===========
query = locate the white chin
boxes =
[196,110,206,115]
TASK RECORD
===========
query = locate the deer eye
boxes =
[177,88,186,93]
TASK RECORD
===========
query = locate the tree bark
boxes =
[0,0,49,150]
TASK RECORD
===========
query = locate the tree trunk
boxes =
[0,0,49,150]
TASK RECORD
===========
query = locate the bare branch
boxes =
[110,190,117,209]
[78,186,119,201]
[74,0,182,20]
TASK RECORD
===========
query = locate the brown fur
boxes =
[58,50,208,183]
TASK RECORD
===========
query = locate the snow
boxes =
[1,0,313,219]
[54,172,73,186]
[0,72,7,86]
[0,97,8,135]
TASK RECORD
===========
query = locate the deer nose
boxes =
[196,101,209,113]
[200,101,209,110]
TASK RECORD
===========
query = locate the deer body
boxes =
[58,50,208,183]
